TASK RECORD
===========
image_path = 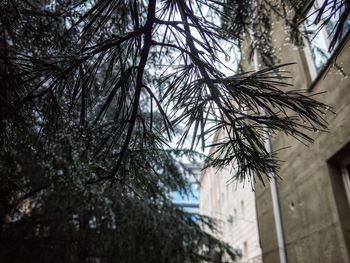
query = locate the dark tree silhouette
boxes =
[0,0,345,262]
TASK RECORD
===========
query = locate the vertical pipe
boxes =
[253,49,288,263]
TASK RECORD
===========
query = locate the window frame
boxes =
[341,156,350,206]
[301,0,350,90]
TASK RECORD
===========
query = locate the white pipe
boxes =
[253,49,288,263]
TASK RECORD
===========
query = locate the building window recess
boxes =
[341,158,350,206]
[303,0,350,79]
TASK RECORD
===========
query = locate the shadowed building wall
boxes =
[246,15,350,263]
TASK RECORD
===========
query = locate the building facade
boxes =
[199,6,350,263]
[199,130,263,263]
[251,16,350,263]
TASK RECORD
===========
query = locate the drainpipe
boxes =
[253,49,288,263]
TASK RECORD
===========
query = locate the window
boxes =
[227,215,233,224]
[241,200,245,219]
[233,208,237,226]
[243,241,248,262]
[341,158,350,205]
[303,0,350,79]
[328,143,350,255]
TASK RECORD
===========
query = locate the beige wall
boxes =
[199,129,263,263]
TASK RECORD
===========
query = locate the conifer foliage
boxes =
[0,0,343,262]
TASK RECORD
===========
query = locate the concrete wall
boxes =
[252,18,350,263]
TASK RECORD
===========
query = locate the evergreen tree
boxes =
[0,0,344,262]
